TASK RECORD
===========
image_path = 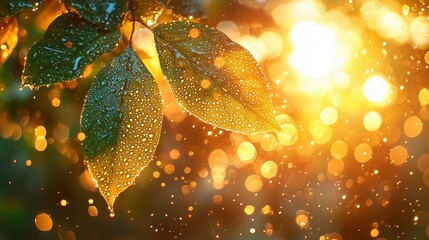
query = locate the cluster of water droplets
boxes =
[154,21,280,134]
[81,46,163,212]
[22,13,120,87]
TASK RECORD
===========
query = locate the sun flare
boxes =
[289,20,337,78]
[362,75,391,105]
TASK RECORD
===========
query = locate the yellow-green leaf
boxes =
[154,21,280,133]
[81,46,163,211]
[0,17,18,65]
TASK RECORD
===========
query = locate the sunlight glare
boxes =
[289,21,337,77]
[273,0,325,27]
[380,12,409,43]
[363,75,390,104]
[410,17,429,48]
[363,111,382,132]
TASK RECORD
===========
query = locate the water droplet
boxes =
[64,41,73,48]
[200,79,211,89]
[189,28,200,38]
[73,56,83,70]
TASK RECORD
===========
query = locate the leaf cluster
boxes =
[0,0,279,211]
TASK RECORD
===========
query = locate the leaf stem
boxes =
[128,0,136,44]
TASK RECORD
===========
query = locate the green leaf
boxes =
[81,46,163,211]
[160,0,205,18]
[0,0,41,19]
[62,0,127,31]
[154,21,280,133]
[132,0,164,26]
[0,17,19,65]
[22,13,120,87]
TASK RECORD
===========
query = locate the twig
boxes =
[128,0,136,45]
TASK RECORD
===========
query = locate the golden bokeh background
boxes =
[1,0,429,239]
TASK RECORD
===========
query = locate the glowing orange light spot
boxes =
[213,194,223,205]
[209,149,229,168]
[320,107,338,126]
[77,132,86,141]
[403,116,423,138]
[363,111,382,132]
[35,138,47,151]
[260,160,278,179]
[34,126,46,138]
[419,88,429,106]
[152,171,160,178]
[370,228,379,238]
[261,205,272,215]
[417,154,429,173]
[198,167,209,178]
[237,141,256,163]
[354,143,372,163]
[327,158,344,177]
[363,75,390,104]
[88,206,98,217]
[184,166,191,174]
[51,97,60,107]
[390,145,408,166]
[164,164,175,174]
[181,185,191,195]
[330,140,348,159]
[35,213,53,231]
[169,149,181,160]
[260,134,278,152]
[245,174,263,192]
[295,214,309,228]
[244,205,255,215]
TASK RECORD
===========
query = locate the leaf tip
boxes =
[105,195,117,216]
[20,78,35,90]
[256,120,282,134]
[260,111,282,133]
[86,162,119,215]
[99,183,120,215]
